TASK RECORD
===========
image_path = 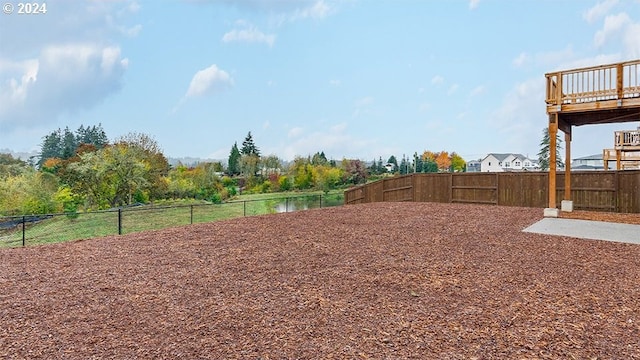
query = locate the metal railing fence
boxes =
[0,193,344,248]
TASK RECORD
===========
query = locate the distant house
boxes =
[466,160,482,172]
[480,153,539,172]
[384,163,396,173]
[571,150,631,170]
[571,154,605,171]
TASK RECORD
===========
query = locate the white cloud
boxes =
[0,1,142,58]
[211,0,336,25]
[185,64,233,98]
[355,96,374,107]
[329,79,341,87]
[222,25,276,47]
[624,22,640,57]
[491,78,546,154]
[288,127,304,138]
[470,85,485,97]
[431,75,444,85]
[352,96,374,118]
[0,44,128,129]
[512,52,528,67]
[594,13,630,47]
[469,0,480,10]
[583,0,618,24]
[281,122,375,161]
[590,11,640,58]
[447,84,459,96]
[290,0,332,21]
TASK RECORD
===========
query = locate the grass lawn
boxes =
[0,191,345,248]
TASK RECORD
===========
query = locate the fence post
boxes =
[190,205,194,224]
[320,194,323,208]
[243,201,246,217]
[286,197,289,212]
[22,215,25,247]
[118,208,122,235]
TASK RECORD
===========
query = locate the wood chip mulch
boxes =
[560,209,640,224]
[1,202,639,359]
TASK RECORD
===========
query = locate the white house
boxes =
[480,153,539,172]
[466,160,481,172]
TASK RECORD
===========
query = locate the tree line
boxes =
[0,125,468,216]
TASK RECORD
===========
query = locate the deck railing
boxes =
[546,60,640,106]
[614,129,640,149]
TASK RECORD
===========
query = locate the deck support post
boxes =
[561,130,573,212]
[545,114,560,217]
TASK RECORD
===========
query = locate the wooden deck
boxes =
[614,129,640,150]
[603,148,640,170]
[545,59,640,210]
[546,60,640,133]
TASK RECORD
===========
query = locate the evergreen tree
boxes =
[38,129,63,167]
[537,127,564,171]
[387,155,398,172]
[61,127,77,159]
[227,142,241,176]
[399,155,409,175]
[39,124,108,167]
[413,152,424,173]
[423,159,438,173]
[240,131,260,156]
[377,157,384,173]
[311,151,328,166]
[76,123,108,149]
[368,158,378,175]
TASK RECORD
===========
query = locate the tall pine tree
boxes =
[537,127,564,171]
[240,131,260,156]
[227,142,241,176]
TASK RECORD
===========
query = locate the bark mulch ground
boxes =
[1,202,639,359]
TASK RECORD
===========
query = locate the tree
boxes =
[227,142,241,176]
[368,158,379,175]
[61,127,78,159]
[76,124,108,149]
[290,156,314,189]
[387,155,398,173]
[262,154,282,177]
[537,127,564,171]
[115,132,169,200]
[38,129,63,167]
[450,152,466,172]
[342,159,367,184]
[413,152,424,173]
[0,153,28,179]
[38,124,108,167]
[0,169,69,216]
[399,155,410,175]
[311,151,328,166]
[435,151,451,172]
[68,144,149,208]
[239,154,261,187]
[241,131,260,156]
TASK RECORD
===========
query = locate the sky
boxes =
[1,0,640,163]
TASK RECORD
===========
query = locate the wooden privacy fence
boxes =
[344,170,640,213]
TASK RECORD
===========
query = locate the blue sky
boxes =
[1,0,640,162]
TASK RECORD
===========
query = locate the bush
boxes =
[278,175,292,191]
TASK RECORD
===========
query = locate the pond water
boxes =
[271,194,344,213]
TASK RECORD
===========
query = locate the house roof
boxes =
[572,154,603,161]
[482,153,536,163]
[572,164,604,170]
